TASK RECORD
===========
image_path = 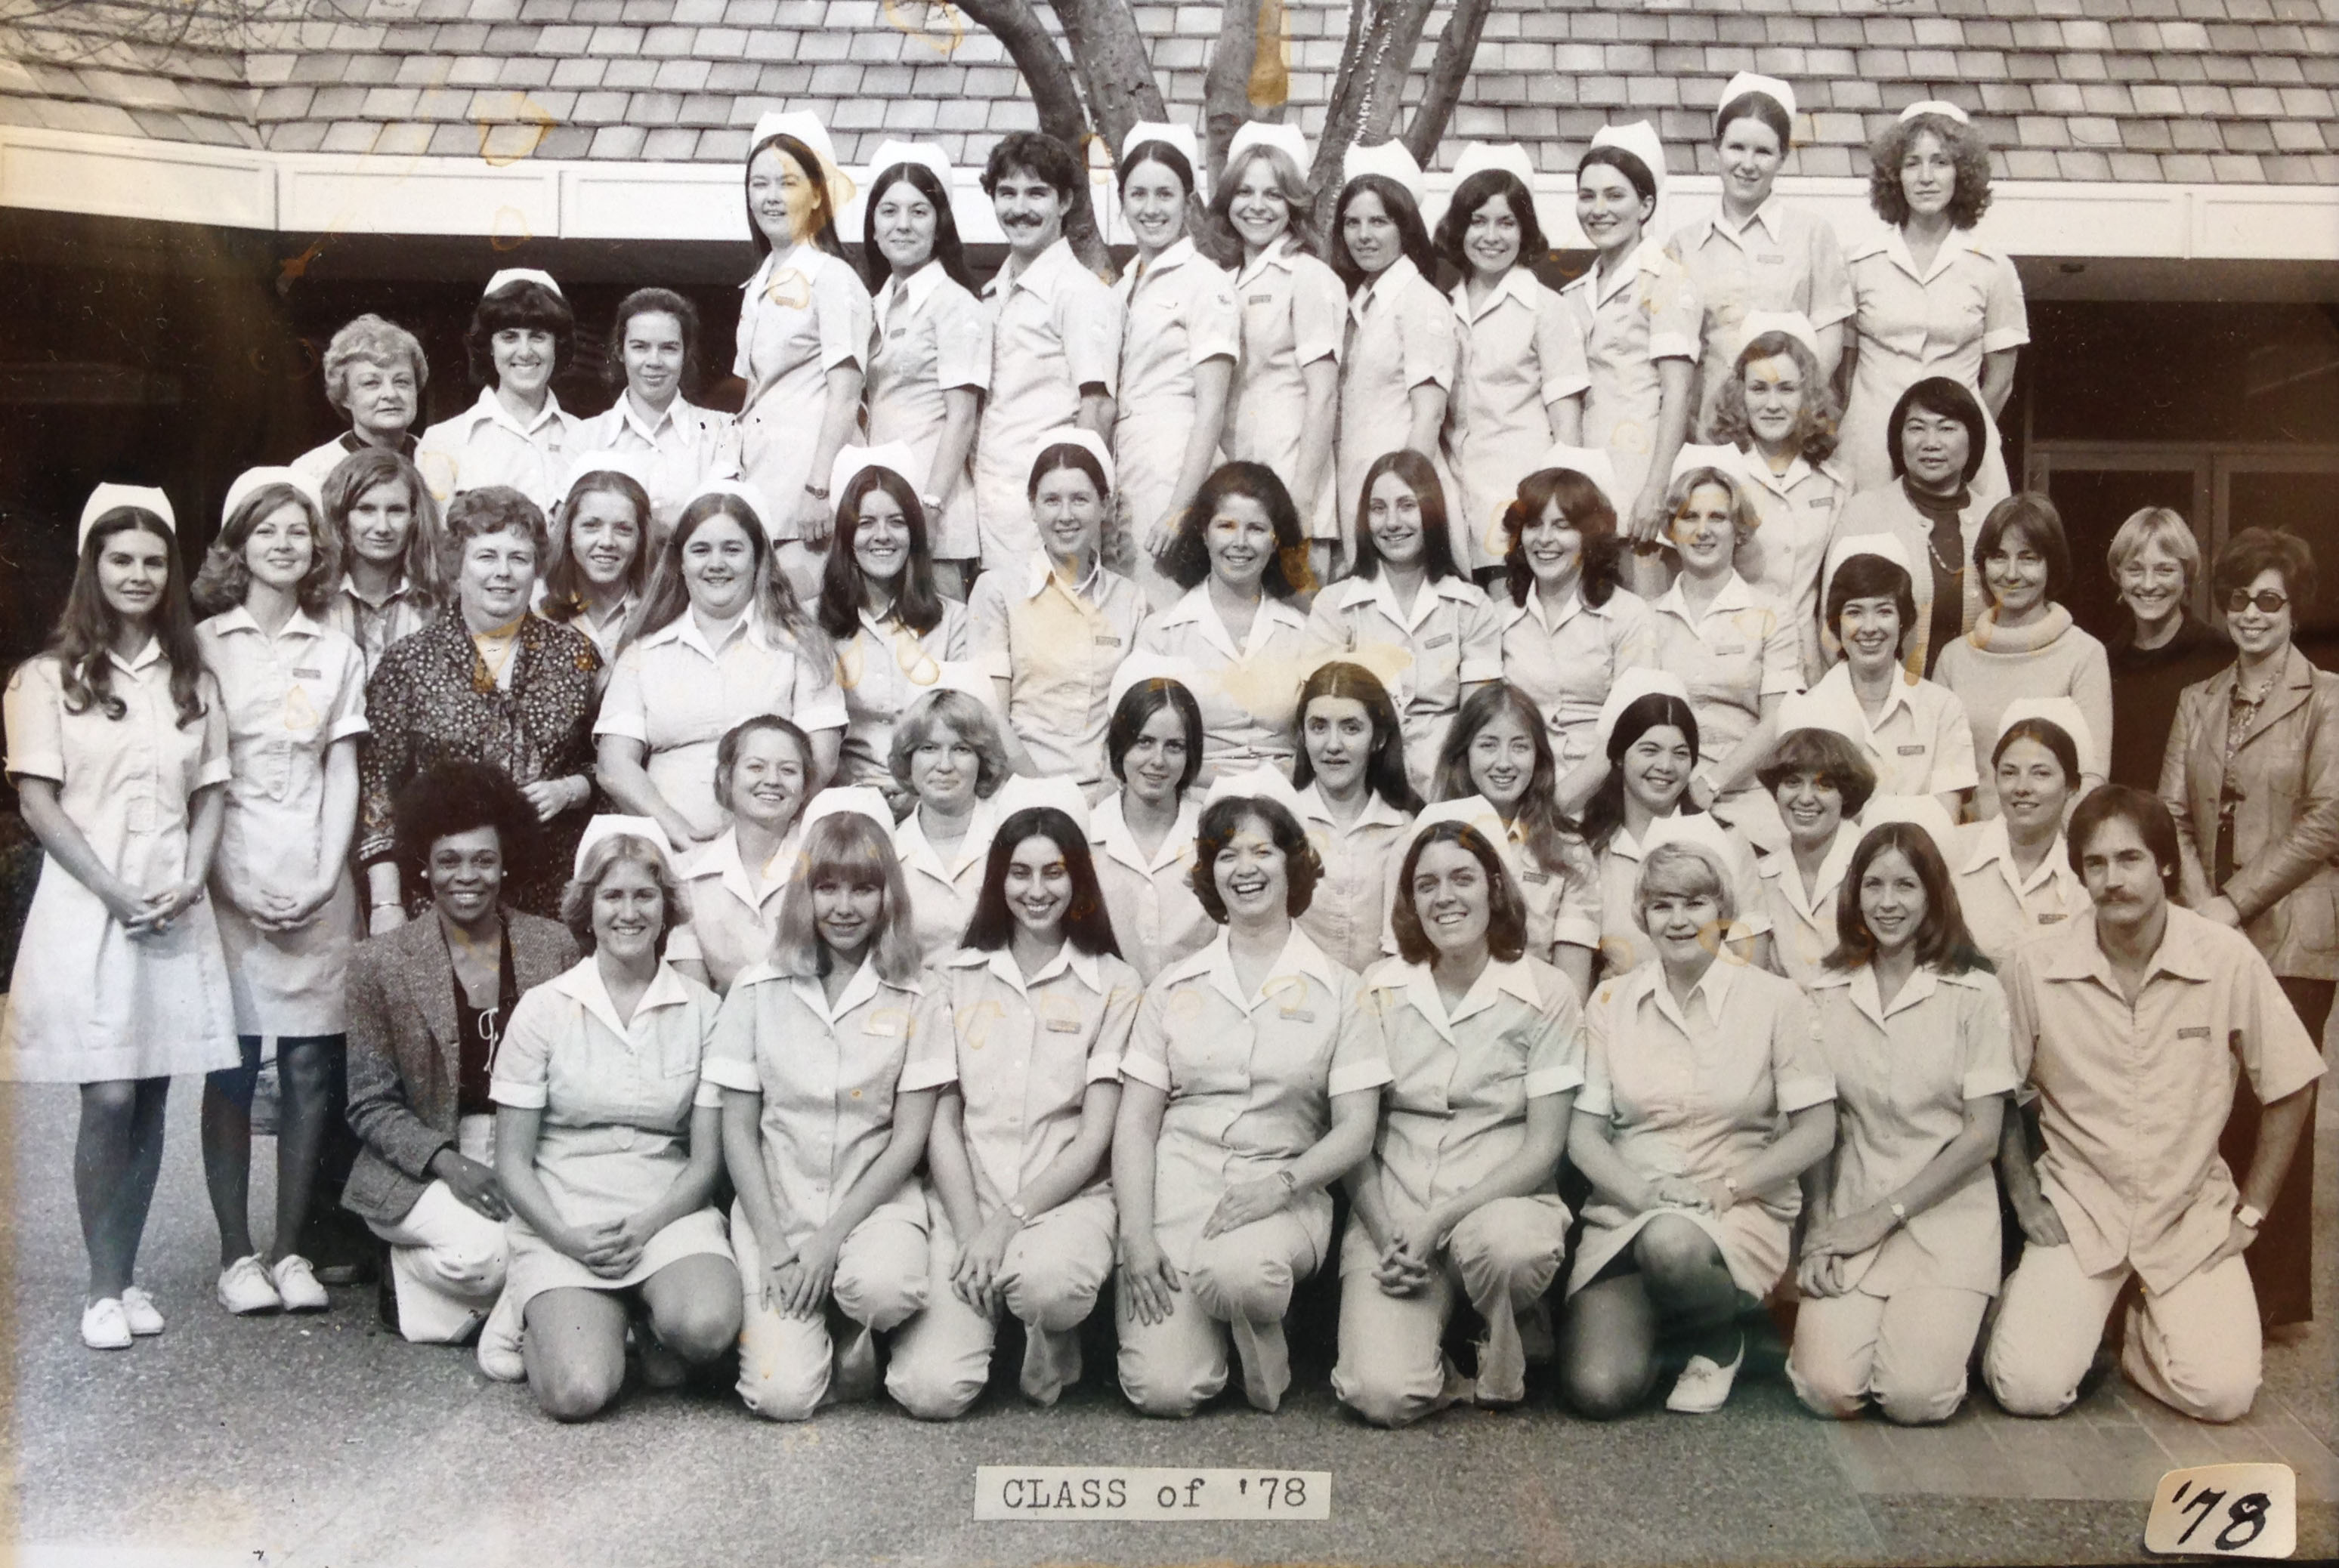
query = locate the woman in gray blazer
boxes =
[345,759,576,1360]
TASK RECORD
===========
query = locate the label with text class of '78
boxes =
[974,1467,1332,1520]
[2143,1463,2295,1559]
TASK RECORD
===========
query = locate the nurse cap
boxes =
[1107,650,1200,714]
[854,139,1000,245]
[798,785,898,838]
[993,771,1093,835]
[1636,810,1751,930]
[1996,695,2098,779]
[1821,529,1917,610]
[1771,690,1866,751]
[1593,666,1693,755]
[1408,794,1525,881]
[79,482,175,548]
[1587,120,1668,198]
[1668,443,1747,487]
[1433,141,1546,233]
[1533,443,1622,518]
[1225,121,1310,179]
[1855,794,1960,863]
[1738,310,1822,362]
[1122,119,1205,196]
[682,477,783,540]
[559,449,657,502]
[1715,73,1797,132]
[748,110,857,207]
[484,267,562,299]
[1899,99,1971,126]
[221,465,323,526]
[863,137,953,191]
[1200,764,1304,819]
[1027,426,1115,494]
[572,813,676,878]
[830,442,924,505]
[1342,137,1426,206]
[899,658,1003,721]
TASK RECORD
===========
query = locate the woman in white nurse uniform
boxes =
[1089,664,1214,983]
[413,270,582,517]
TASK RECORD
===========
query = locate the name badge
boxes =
[1279,1008,1316,1023]
[1522,870,1553,885]
[888,326,907,338]
[292,666,323,680]
[866,1016,904,1038]
[1247,292,1274,304]
[1423,632,1454,649]
[2037,912,2067,924]
[2178,1026,2212,1039]
[1710,640,1747,657]
[1896,744,1927,756]
[1757,254,1787,266]
[1093,634,1121,647]
[1802,496,1831,508]
[1045,1017,1083,1033]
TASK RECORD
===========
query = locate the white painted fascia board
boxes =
[0,124,275,230]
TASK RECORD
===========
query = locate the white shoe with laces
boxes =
[270,1255,330,1313]
[476,1289,525,1381]
[1664,1339,1745,1414]
[82,1298,133,1350]
[217,1255,283,1316]
[119,1286,166,1336]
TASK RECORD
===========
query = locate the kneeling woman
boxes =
[490,822,741,1421]
[1333,814,1582,1426]
[1562,841,1836,1417]
[1114,786,1392,1415]
[709,798,953,1420]
[888,806,1139,1418]
[1790,820,2013,1425]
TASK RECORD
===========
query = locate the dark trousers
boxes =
[2220,975,2330,1329]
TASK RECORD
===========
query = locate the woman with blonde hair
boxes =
[2104,506,2226,791]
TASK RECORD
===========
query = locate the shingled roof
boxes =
[3,0,2337,186]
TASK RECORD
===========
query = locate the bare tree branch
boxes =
[1200,0,1290,187]
[1404,0,1490,164]
[949,0,1122,270]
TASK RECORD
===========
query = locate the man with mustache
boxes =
[1984,786,2322,1422]
[972,132,1123,573]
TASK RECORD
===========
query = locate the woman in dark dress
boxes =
[2103,506,2228,790]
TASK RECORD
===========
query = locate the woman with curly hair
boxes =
[291,313,427,487]
[1838,103,2027,502]
[415,270,582,516]
[191,468,369,1316]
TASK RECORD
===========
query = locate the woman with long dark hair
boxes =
[4,485,239,1349]
[320,446,443,673]
[539,453,653,665]
[1791,819,2013,1425]
[1089,671,1213,983]
[1290,660,1421,973]
[888,804,1138,1418]
[414,269,581,516]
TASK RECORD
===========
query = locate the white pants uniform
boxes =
[1982,1241,2262,1424]
[1116,1205,1330,1419]
[365,1115,506,1344]
[1330,1195,1570,1428]
[1790,1285,1991,1427]
[885,1190,1116,1420]
[733,1199,929,1422]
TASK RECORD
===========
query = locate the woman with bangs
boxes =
[860,141,989,598]
[1951,706,2092,968]
[1840,104,2027,504]
[711,799,954,1421]
[1331,154,1458,572]
[539,456,653,666]
[1707,316,1848,682]
[358,485,601,927]
[1114,788,1392,1417]
[490,823,738,1421]
[888,805,1139,1418]
[1291,660,1422,974]
[2105,507,2226,792]
[667,715,814,995]
[1305,450,1500,794]
[577,289,741,538]
[889,686,1016,965]
[291,313,427,487]
[1090,672,1213,983]
[1757,723,1878,988]
[1435,147,1588,576]
[1492,458,1656,810]
[1792,819,2013,1427]
[5,485,239,1350]
[415,270,582,515]
[595,481,844,849]
[320,446,442,674]
[192,468,369,1317]
[1335,813,1583,1424]
[1429,683,1601,999]
[1562,841,1835,1418]
[1136,461,1313,782]
[1802,540,1979,817]
[1212,124,1345,579]
[816,446,968,795]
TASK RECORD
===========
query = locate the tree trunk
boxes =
[1201,0,1290,186]
[1310,0,1439,233]
[1404,0,1491,165]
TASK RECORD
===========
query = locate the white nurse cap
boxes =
[572,813,675,878]
[1996,695,2098,779]
[1200,764,1304,818]
[830,442,924,505]
[79,482,175,548]
[1855,794,1960,863]
[1409,794,1522,871]
[1593,666,1693,755]
[1434,140,1546,232]
[749,110,856,208]
[1771,690,1866,751]
[863,137,954,190]
[798,785,898,838]
[1342,137,1426,206]
[1737,310,1823,362]
[1027,426,1115,494]
[1668,443,1747,486]
[1107,650,1200,714]
[1715,73,1797,131]
[1122,120,1204,190]
[1587,120,1668,197]
[483,268,562,298]
[681,477,783,540]
[559,449,657,502]
[221,465,323,526]
[1820,530,1917,612]
[1533,443,1622,517]
[1899,99,1971,126]
[1225,121,1310,178]
[993,771,1093,835]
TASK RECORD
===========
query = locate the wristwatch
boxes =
[1888,1199,1909,1228]
[2235,1202,2265,1230]
[1275,1170,1299,1199]
[804,482,830,499]
[1005,1198,1030,1226]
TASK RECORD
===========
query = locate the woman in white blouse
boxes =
[413,270,581,516]
[1089,671,1212,983]
[888,686,1015,965]
[538,453,652,668]
[1755,723,1878,989]
[1290,660,1422,974]
[1951,705,2091,968]
[667,715,811,995]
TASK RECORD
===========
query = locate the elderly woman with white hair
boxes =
[1560,838,1835,1418]
[292,313,428,487]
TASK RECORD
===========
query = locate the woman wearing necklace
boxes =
[1755,721,1878,989]
[537,453,653,668]
[413,270,581,517]
[1827,375,1993,680]
[1950,705,2092,968]
[2160,527,2339,1330]
[1933,494,2111,818]
[2105,508,2229,791]
[357,486,601,925]
[667,716,814,995]
[1800,537,1977,819]
[1290,661,1423,974]
[1089,669,1213,983]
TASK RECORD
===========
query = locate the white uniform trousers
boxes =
[885,1190,1116,1420]
[1116,1206,1328,1418]
[364,1116,505,1344]
[1982,1242,2262,1424]
[732,1199,928,1422]
[1789,1283,1991,1425]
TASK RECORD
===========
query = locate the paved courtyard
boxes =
[9,1081,2334,1568]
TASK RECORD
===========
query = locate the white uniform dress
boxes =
[834,600,969,789]
[414,386,581,515]
[1336,256,1460,561]
[1593,811,1771,980]
[1563,239,1701,518]
[1114,239,1241,607]
[1761,824,1861,989]
[864,259,992,561]
[1226,237,1346,539]
[1497,585,1658,775]
[1088,792,1211,984]
[1132,585,1311,782]
[1797,662,1978,802]
[893,793,1006,966]
[975,239,1124,566]
[734,245,874,539]
[966,555,1148,792]
[573,394,742,536]
[1731,450,1849,685]
[1304,573,1503,793]
[1648,570,1803,850]
[196,606,369,1039]
[487,958,732,1311]
[1666,199,1854,441]
[1292,783,1417,975]
[1443,268,1590,573]
[1951,819,2090,969]
[1840,228,2028,502]
[666,825,799,994]
[2,647,239,1082]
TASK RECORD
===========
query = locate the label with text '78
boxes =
[974,1467,1331,1520]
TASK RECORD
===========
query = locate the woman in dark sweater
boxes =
[2103,507,2227,790]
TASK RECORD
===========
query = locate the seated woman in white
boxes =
[887,804,1140,1418]
[1753,718,1880,989]
[1801,537,1978,822]
[1290,660,1423,974]
[707,796,954,1420]
[1333,812,1582,1426]
[490,819,741,1421]
[668,715,811,994]
[1089,663,1213,983]
[1791,818,2015,1426]
[1560,841,1836,1418]
[1954,702,2093,968]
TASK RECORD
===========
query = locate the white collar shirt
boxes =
[892,795,1006,965]
[1803,660,1979,801]
[1133,585,1311,778]
[414,385,580,516]
[1648,570,1803,764]
[1762,823,1862,988]
[965,553,1148,788]
[1292,782,1418,974]
[666,825,799,992]
[1954,817,2091,968]
[1088,791,1211,983]
[1497,584,1658,769]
